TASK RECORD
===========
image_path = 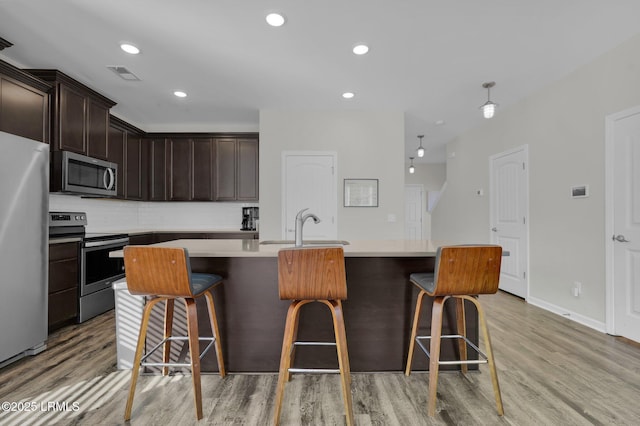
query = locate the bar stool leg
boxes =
[204,290,226,377]
[124,297,164,421]
[462,295,504,415]
[162,299,175,376]
[428,296,446,416]
[324,299,354,426]
[455,297,468,375]
[285,300,311,382]
[274,300,306,426]
[184,298,203,420]
[405,289,427,376]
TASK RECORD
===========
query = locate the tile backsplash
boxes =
[49,194,255,232]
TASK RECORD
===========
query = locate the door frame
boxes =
[604,104,640,335]
[489,144,530,300]
[281,150,338,240]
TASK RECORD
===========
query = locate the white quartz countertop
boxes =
[104,229,257,236]
[110,239,446,258]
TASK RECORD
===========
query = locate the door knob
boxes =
[613,234,630,242]
[491,227,498,232]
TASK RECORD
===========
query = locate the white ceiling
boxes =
[2,0,640,164]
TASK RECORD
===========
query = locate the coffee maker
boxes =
[241,207,259,231]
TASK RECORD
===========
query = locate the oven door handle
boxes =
[84,237,130,248]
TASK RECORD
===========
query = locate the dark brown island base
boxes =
[111,239,480,373]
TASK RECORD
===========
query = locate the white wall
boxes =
[259,109,405,241]
[432,32,640,328]
[49,194,253,232]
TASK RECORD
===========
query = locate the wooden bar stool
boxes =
[273,246,354,426]
[405,245,504,416]
[122,246,225,421]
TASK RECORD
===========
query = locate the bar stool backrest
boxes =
[124,246,195,298]
[431,245,502,296]
[278,246,347,300]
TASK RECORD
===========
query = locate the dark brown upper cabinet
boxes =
[87,99,109,160]
[121,131,259,202]
[0,60,50,143]
[166,138,192,201]
[27,69,115,158]
[237,138,259,201]
[215,138,236,201]
[192,138,215,201]
[109,116,146,200]
[147,138,167,201]
[215,137,259,202]
[126,135,144,200]
[108,124,125,198]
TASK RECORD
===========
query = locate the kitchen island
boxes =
[111,239,479,373]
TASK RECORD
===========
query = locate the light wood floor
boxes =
[1,291,640,425]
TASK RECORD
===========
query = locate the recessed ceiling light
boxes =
[435,120,445,126]
[120,43,140,55]
[174,91,187,98]
[342,92,355,99]
[352,44,369,55]
[266,13,286,27]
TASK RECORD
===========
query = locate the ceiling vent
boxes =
[107,66,140,81]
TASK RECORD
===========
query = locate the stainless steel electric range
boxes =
[49,212,129,322]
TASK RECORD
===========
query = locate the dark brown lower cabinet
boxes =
[48,242,79,331]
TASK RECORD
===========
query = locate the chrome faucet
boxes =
[294,208,321,247]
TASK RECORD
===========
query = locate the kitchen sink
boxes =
[259,240,350,245]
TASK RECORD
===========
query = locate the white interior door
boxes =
[404,184,423,240]
[490,146,529,299]
[282,152,337,240]
[608,108,640,342]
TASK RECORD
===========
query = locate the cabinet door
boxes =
[48,242,79,330]
[108,125,125,198]
[148,138,166,201]
[0,76,48,143]
[192,138,215,201]
[237,138,259,201]
[166,138,192,201]
[125,135,143,200]
[215,138,236,201]
[58,84,86,153]
[86,99,109,160]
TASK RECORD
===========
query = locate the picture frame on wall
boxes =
[344,178,378,207]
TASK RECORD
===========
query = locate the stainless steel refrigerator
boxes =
[0,131,49,366]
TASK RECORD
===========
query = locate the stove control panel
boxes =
[49,212,87,227]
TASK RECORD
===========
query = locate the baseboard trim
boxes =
[527,296,606,333]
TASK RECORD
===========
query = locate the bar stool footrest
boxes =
[287,341,340,375]
[288,368,341,374]
[140,336,216,368]
[416,334,489,366]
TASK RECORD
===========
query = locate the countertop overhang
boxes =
[110,239,445,258]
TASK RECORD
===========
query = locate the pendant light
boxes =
[408,157,415,174]
[416,135,425,157]
[480,81,497,119]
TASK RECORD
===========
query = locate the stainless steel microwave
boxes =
[53,151,118,197]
